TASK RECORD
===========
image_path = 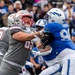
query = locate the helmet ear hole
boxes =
[12,23,14,24]
[51,20,54,22]
[16,20,19,22]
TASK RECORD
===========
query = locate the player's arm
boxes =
[36,32,54,49]
[35,42,52,56]
[30,56,37,67]
[34,32,54,55]
[30,56,41,68]
[12,31,41,41]
[40,32,54,47]
[10,26,43,41]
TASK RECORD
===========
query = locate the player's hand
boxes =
[41,65,46,71]
[35,64,40,68]
[39,29,44,36]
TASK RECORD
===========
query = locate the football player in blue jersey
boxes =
[30,19,49,75]
[31,19,61,75]
[36,8,75,75]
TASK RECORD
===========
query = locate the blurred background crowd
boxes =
[0,0,75,36]
[0,1,75,42]
[0,0,75,37]
[0,0,74,25]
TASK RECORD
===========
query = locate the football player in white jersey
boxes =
[0,13,16,65]
[0,10,43,75]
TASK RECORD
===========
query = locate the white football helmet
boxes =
[35,19,47,27]
[35,19,47,31]
[45,8,65,24]
[14,10,33,27]
[8,13,16,27]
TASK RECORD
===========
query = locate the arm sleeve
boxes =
[41,32,54,47]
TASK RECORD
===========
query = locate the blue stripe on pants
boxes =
[67,59,70,75]
[50,65,62,75]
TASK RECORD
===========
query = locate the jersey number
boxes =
[24,41,33,50]
[38,56,43,64]
[60,29,70,40]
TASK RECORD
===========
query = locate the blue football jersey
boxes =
[30,47,44,66]
[43,22,75,61]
